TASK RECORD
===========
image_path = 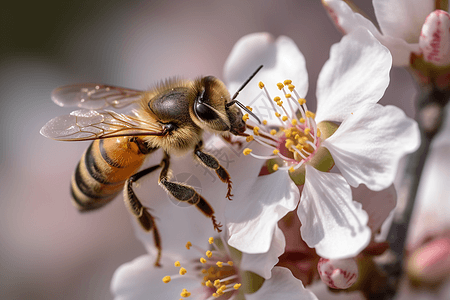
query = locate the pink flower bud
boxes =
[317,258,358,289]
[419,10,450,66]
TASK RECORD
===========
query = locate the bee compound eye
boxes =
[194,101,219,121]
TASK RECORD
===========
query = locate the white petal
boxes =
[240,225,285,279]
[224,32,308,126]
[226,170,299,254]
[323,104,420,191]
[373,0,434,43]
[419,10,450,66]
[315,28,392,123]
[111,255,200,300]
[298,165,371,259]
[323,0,418,66]
[245,267,318,300]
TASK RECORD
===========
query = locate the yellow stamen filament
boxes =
[258,81,264,89]
[185,241,192,249]
[179,267,187,275]
[277,83,284,90]
[246,135,254,142]
[283,79,292,85]
[162,276,171,283]
[206,250,212,258]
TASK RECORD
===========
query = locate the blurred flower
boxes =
[223,29,419,260]
[317,257,358,289]
[323,0,450,89]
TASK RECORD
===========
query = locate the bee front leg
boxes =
[124,164,162,267]
[158,152,222,232]
[194,141,233,200]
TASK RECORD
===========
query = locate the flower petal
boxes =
[226,170,300,254]
[240,225,285,279]
[315,28,392,123]
[373,0,434,42]
[323,0,419,66]
[419,10,450,66]
[111,255,199,300]
[224,32,308,126]
[245,267,318,300]
[298,165,371,259]
[323,103,420,191]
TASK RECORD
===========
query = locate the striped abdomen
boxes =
[71,137,147,211]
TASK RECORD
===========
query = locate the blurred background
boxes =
[0,0,421,299]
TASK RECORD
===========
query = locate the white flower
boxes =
[223,29,420,259]
[323,0,450,67]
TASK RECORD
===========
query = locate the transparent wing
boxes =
[51,84,144,109]
[40,109,164,141]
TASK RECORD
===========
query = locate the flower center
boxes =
[242,80,322,173]
[162,237,242,300]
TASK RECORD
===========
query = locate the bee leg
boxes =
[124,164,162,267]
[159,153,222,232]
[194,142,233,200]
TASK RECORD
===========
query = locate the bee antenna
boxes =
[226,65,263,124]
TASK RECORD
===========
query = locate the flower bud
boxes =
[419,10,450,67]
[317,257,358,289]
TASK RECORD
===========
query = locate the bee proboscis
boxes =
[41,66,262,266]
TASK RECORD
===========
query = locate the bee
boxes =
[40,66,262,266]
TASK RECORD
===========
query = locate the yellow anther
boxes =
[298,98,306,105]
[209,237,214,244]
[305,111,316,119]
[214,279,221,287]
[304,128,311,135]
[174,261,181,267]
[200,257,207,264]
[277,82,284,90]
[287,84,295,92]
[180,289,191,297]
[227,261,234,266]
[283,79,292,85]
[219,284,227,291]
[275,112,281,117]
[216,289,224,296]
[285,139,294,149]
[317,128,321,137]
[206,250,212,258]
[294,134,300,140]
[273,164,279,171]
[270,129,277,135]
[276,100,283,106]
[206,280,213,288]
[185,241,192,249]
[242,114,249,122]
[296,144,304,150]
[246,106,253,112]
[273,149,280,155]
[273,96,281,102]
[282,116,288,121]
[258,81,264,89]
[162,276,171,283]
[216,261,223,268]
[291,119,298,125]
[299,118,305,123]
[179,267,187,275]
[262,120,268,125]
[300,137,308,144]
[213,293,219,298]
[201,269,207,274]
[234,283,242,290]
[289,166,295,172]
[285,93,292,98]
[246,135,254,142]
[253,126,260,135]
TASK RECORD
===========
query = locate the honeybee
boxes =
[40,66,262,266]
